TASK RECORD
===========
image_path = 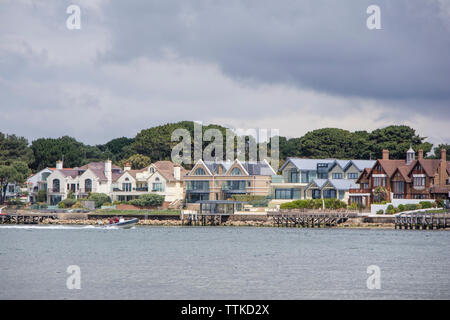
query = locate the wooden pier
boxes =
[0,213,57,225]
[181,212,228,226]
[268,211,349,228]
[395,212,450,230]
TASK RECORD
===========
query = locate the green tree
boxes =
[0,132,34,165]
[367,125,432,160]
[119,154,151,169]
[0,161,31,204]
[98,137,135,162]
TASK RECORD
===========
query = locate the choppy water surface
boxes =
[0,225,449,299]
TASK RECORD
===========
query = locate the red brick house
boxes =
[351,148,450,206]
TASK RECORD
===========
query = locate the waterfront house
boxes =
[26,167,55,203]
[270,158,375,204]
[45,160,186,206]
[183,159,276,204]
[351,148,450,206]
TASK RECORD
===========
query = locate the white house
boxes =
[26,168,55,203]
[45,160,186,207]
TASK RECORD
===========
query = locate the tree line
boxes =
[1,123,449,177]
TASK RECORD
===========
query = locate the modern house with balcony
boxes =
[351,148,450,206]
[183,159,276,204]
[270,158,375,204]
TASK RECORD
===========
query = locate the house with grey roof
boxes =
[270,158,375,204]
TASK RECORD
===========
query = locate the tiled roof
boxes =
[153,161,188,181]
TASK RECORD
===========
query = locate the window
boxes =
[194,168,206,175]
[275,189,301,199]
[122,182,132,192]
[226,180,246,190]
[317,173,328,179]
[301,171,309,183]
[85,179,92,192]
[52,179,60,192]
[413,177,425,187]
[289,170,299,183]
[230,167,242,176]
[373,177,385,187]
[149,167,155,173]
[189,181,209,191]
[152,182,164,192]
[323,189,337,199]
[393,181,405,194]
[348,173,358,179]
[332,173,343,179]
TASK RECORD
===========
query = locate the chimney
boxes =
[418,149,423,160]
[105,159,112,181]
[442,148,447,162]
[174,164,181,181]
[124,162,131,171]
[56,160,63,170]
[382,149,389,160]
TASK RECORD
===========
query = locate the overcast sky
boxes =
[0,0,449,146]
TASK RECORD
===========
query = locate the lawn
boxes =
[92,209,181,216]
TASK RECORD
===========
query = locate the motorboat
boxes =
[106,217,139,229]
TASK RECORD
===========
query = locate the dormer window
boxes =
[125,177,129,181]
[149,167,155,173]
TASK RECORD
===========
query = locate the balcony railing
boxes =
[134,187,149,192]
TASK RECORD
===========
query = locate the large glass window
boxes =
[226,180,246,190]
[275,188,301,199]
[323,189,337,199]
[289,170,299,183]
[189,181,209,191]
[230,167,242,176]
[152,182,164,192]
[194,168,206,175]
[332,173,343,179]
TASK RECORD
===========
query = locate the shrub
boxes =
[279,198,347,210]
[435,199,445,208]
[387,204,394,211]
[397,204,405,212]
[404,204,417,211]
[419,201,432,209]
[349,202,358,210]
[88,193,111,208]
[58,198,76,208]
[129,194,165,207]
[376,209,384,215]
[36,190,47,203]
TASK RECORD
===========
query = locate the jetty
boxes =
[0,213,56,225]
[395,211,450,230]
[268,210,350,228]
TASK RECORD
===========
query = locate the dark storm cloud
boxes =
[102,0,450,102]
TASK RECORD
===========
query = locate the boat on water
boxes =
[104,217,139,229]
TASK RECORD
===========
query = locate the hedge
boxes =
[280,199,347,210]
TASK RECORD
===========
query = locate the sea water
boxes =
[0,225,449,299]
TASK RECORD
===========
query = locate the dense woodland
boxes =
[1,121,449,176]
